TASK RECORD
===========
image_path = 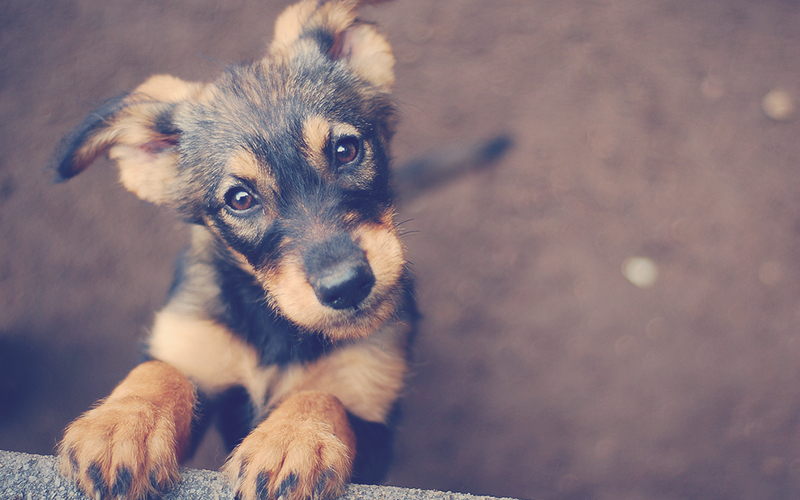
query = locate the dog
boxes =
[50,1,414,499]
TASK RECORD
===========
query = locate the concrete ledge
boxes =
[0,450,519,500]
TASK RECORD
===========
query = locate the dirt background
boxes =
[2,1,800,499]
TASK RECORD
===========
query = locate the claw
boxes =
[277,473,299,499]
[112,466,133,496]
[255,471,271,500]
[314,469,335,499]
[87,462,109,497]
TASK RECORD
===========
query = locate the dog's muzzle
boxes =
[304,234,375,310]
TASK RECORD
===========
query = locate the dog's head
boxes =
[51,0,406,341]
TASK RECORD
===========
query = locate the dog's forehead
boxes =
[203,55,362,135]
[180,61,370,179]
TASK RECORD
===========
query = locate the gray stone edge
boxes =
[0,450,520,500]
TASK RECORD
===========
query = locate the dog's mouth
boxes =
[263,224,405,341]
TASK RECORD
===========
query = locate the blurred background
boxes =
[2,1,800,499]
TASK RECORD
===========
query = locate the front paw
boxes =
[58,396,182,500]
[224,392,356,500]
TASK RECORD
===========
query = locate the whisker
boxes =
[394,218,415,229]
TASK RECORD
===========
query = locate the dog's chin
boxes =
[271,286,401,341]
[321,293,400,340]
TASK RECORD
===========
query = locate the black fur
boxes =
[50,94,128,182]
[190,386,257,455]
[347,411,395,484]
[212,251,333,367]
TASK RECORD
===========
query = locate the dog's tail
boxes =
[393,134,513,200]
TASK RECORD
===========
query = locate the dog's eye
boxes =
[225,188,257,211]
[334,137,359,165]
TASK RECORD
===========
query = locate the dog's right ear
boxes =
[50,74,204,205]
[269,0,395,92]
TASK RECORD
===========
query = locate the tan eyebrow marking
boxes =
[302,115,331,178]
[330,122,360,139]
[228,149,263,180]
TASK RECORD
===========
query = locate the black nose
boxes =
[304,235,375,310]
[311,260,375,310]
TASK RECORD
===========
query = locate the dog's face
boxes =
[51,0,405,340]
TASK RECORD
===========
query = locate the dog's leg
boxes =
[225,390,356,500]
[58,360,196,499]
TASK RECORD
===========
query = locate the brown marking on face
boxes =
[228,149,262,180]
[331,122,359,142]
[302,115,332,178]
[352,214,405,302]
[262,253,327,330]
[264,212,404,340]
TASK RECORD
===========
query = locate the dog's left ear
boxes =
[269,0,395,91]
[50,75,204,205]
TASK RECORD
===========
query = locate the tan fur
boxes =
[254,208,404,341]
[149,302,408,424]
[112,144,179,204]
[271,0,320,54]
[354,218,406,304]
[338,23,395,90]
[265,253,332,333]
[112,76,202,203]
[58,361,195,499]
[228,149,265,182]
[134,74,205,102]
[69,75,204,202]
[331,122,360,139]
[224,391,356,500]
[302,115,332,177]
[272,321,409,423]
[270,0,358,58]
[148,310,279,409]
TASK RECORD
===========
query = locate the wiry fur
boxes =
[52,2,415,499]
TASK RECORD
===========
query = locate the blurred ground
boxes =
[2,1,800,499]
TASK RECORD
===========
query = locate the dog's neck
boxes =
[211,247,341,367]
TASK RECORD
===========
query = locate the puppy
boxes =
[50,1,414,499]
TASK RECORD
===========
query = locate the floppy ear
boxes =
[50,74,204,205]
[269,0,395,91]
